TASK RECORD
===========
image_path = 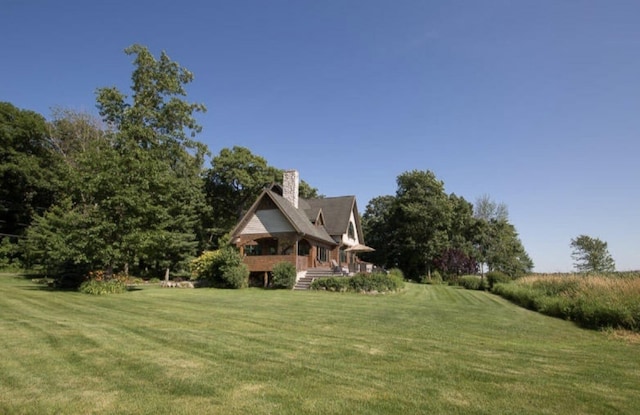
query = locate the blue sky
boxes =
[2,1,639,272]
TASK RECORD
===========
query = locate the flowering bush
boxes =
[78,270,129,295]
[190,248,247,288]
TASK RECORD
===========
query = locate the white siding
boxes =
[341,209,361,246]
[240,209,295,235]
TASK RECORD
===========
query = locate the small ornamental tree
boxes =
[434,248,478,280]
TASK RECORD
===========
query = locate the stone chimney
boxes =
[282,169,299,208]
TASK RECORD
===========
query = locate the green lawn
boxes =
[1,274,638,414]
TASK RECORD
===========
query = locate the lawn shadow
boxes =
[21,286,55,292]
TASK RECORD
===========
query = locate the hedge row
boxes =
[311,272,404,293]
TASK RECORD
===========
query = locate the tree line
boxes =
[361,172,533,280]
[1,44,535,286]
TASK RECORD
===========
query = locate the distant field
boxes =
[1,273,639,414]
[494,273,640,331]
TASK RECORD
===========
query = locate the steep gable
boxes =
[305,196,362,240]
[242,209,295,234]
[231,189,336,246]
[268,191,335,245]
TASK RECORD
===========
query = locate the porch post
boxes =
[295,237,299,272]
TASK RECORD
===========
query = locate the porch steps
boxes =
[293,267,344,290]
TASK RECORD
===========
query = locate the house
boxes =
[230,170,373,287]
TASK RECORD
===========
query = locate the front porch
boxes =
[236,235,376,290]
[237,235,347,273]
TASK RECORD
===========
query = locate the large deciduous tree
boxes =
[473,195,532,278]
[0,103,59,241]
[25,44,208,284]
[570,235,615,273]
[362,171,532,280]
[361,195,395,267]
[482,219,533,277]
[204,146,280,243]
[47,108,105,165]
[95,44,208,280]
[388,170,453,279]
[474,194,508,222]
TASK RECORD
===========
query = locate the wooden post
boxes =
[263,271,268,288]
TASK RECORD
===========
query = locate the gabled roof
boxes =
[231,189,336,246]
[304,196,364,242]
[266,182,358,237]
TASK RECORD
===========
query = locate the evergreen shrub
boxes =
[311,272,404,293]
[311,277,349,292]
[271,261,296,289]
[221,264,249,289]
[0,238,20,270]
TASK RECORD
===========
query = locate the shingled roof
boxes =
[275,182,364,242]
[267,190,336,245]
[304,196,357,237]
[231,189,336,246]
[232,178,366,247]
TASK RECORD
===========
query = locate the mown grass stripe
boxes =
[0,275,639,414]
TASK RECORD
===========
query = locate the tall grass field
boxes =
[1,273,639,414]
[493,273,640,331]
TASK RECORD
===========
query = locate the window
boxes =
[348,222,355,240]
[339,248,347,263]
[298,240,310,256]
[245,245,262,256]
[317,247,328,262]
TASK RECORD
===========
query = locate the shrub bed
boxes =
[493,274,640,331]
[311,272,404,293]
[79,279,127,295]
[311,277,349,292]
[458,275,483,290]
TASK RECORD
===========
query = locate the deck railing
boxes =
[243,254,311,272]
